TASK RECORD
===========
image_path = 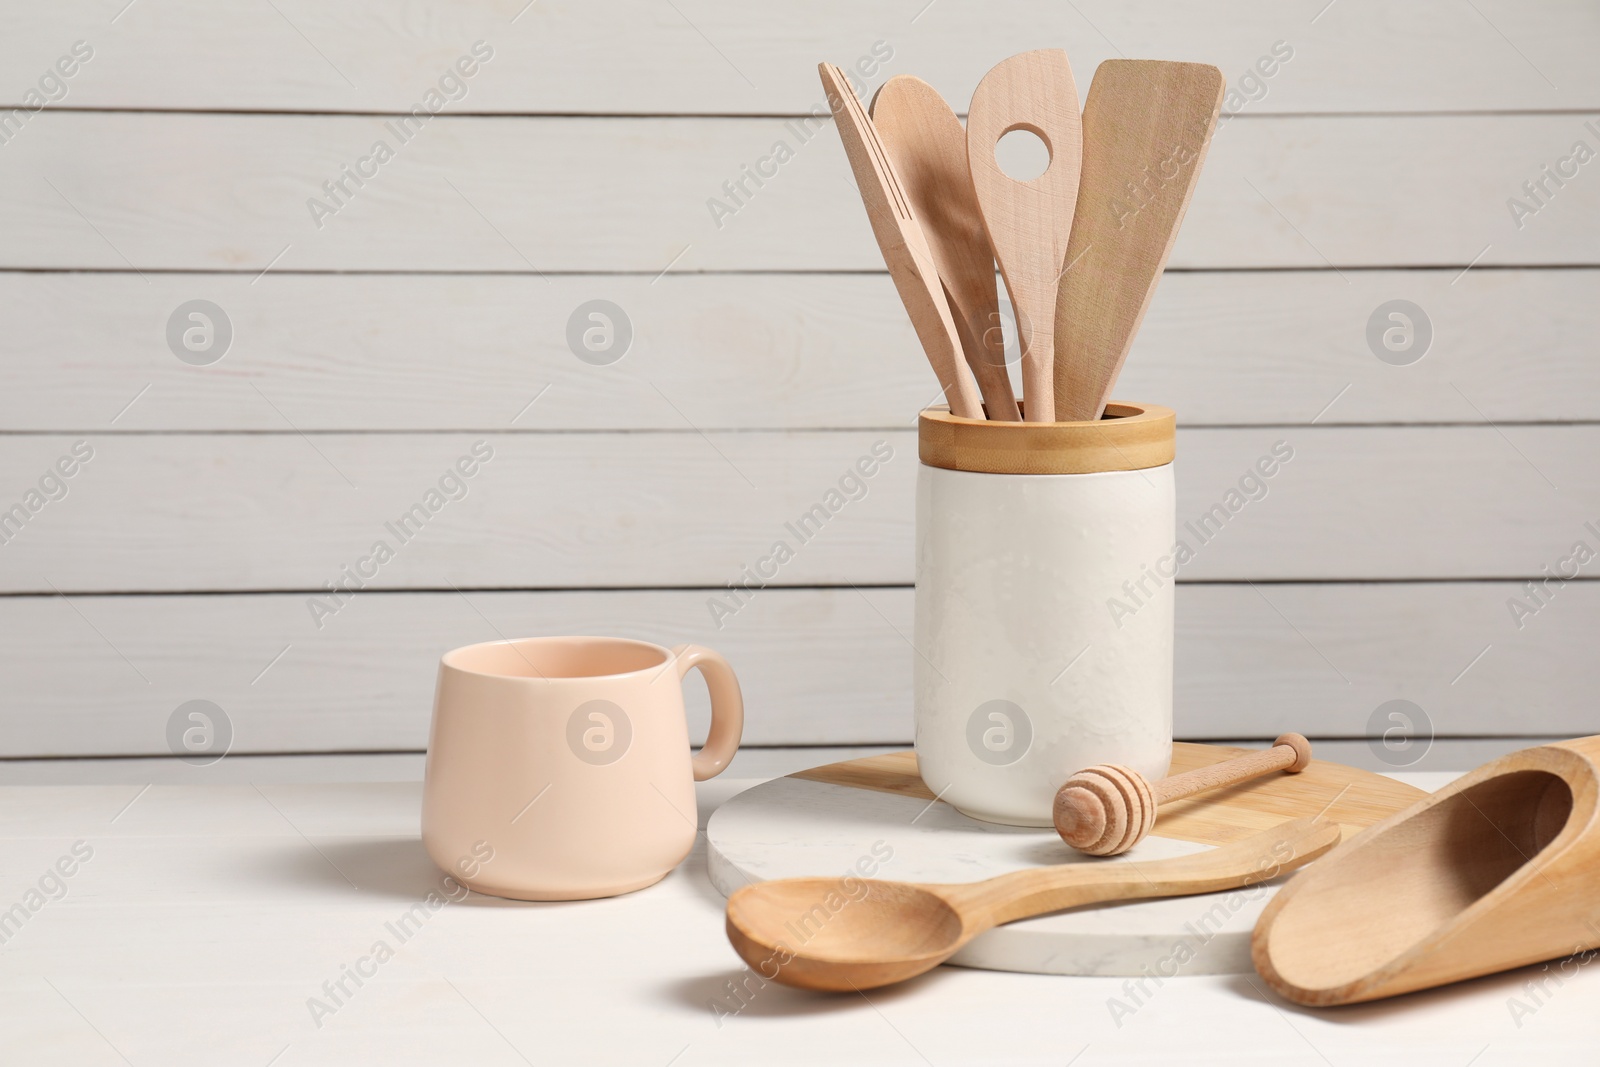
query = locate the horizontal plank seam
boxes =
[2,577,1598,599]
[0,735,1574,763]
[0,583,921,599]
[7,107,1599,121]
[2,264,1599,277]
[2,422,1597,436]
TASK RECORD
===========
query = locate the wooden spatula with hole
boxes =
[725,816,1339,991]
[1052,60,1225,421]
[818,63,985,420]
[968,49,1083,423]
[872,75,1020,421]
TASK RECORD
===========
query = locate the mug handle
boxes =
[671,644,744,781]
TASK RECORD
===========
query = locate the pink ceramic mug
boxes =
[422,636,743,901]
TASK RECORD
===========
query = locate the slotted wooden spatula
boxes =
[818,63,985,420]
[1052,60,1224,421]
[872,75,1020,421]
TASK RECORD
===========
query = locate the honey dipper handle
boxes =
[1152,733,1312,806]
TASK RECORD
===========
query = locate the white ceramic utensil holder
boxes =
[915,402,1177,826]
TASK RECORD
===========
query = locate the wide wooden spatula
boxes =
[1053,61,1225,421]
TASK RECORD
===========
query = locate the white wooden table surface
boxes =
[1,775,1594,1066]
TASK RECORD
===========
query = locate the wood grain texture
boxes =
[0,431,913,593]
[3,582,1598,757]
[5,114,1600,272]
[967,49,1081,421]
[0,588,921,757]
[791,748,925,795]
[1053,60,1224,420]
[871,75,1019,420]
[917,402,1175,474]
[1255,734,1600,1005]
[3,425,1597,591]
[2,1,1593,114]
[819,63,982,418]
[793,744,1425,846]
[5,269,1599,431]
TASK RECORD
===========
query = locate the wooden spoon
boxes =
[967,49,1083,423]
[1052,60,1225,421]
[871,75,1020,421]
[818,63,985,420]
[725,816,1339,991]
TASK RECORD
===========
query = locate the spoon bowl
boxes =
[727,877,968,991]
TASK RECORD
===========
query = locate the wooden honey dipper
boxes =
[1053,734,1314,856]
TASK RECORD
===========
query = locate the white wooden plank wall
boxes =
[5,113,1600,271]
[6,271,1600,430]
[2,1,1597,766]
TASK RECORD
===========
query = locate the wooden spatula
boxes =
[818,63,985,420]
[1052,60,1225,421]
[967,49,1083,423]
[872,76,1020,421]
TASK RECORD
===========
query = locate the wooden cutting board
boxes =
[706,744,1426,977]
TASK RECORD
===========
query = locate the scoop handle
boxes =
[943,817,1339,931]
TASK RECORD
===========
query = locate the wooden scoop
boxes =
[1052,60,1224,421]
[1254,735,1600,1006]
[871,76,1020,421]
[1055,733,1313,856]
[725,816,1339,991]
[818,63,985,420]
[967,49,1082,423]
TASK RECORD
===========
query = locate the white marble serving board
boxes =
[706,775,1294,977]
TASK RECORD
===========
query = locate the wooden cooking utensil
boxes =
[1254,735,1600,1006]
[818,63,985,420]
[1055,733,1313,856]
[871,75,1020,421]
[726,816,1339,991]
[967,49,1082,423]
[1052,60,1225,421]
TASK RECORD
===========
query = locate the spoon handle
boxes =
[946,817,1338,930]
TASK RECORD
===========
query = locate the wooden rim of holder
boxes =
[918,401,1176,475]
